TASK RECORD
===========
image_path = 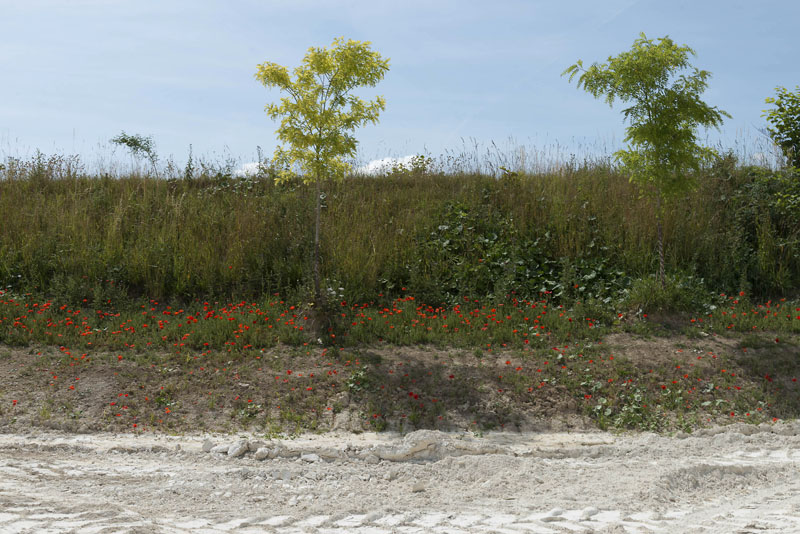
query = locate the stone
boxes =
[540,507,565,522]
[228,440,249,458]
[269,443,289,459]
[210,444,230,454]
[202,439,214,452]
[254,447,270,461]
[580,507,599,520]
[249,440,266,452]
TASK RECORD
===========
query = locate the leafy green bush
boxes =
[763,85,800,168]
[622,273,719,315]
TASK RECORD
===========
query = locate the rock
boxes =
[363,453,380,465]
[254,447,270,461]
[733,423,758,436]
[315,446,345,461]
[301,453,321,463]
[249,440,266,452]
[541,507,565,522]
[269,443,289,459]
[580,507,599,520]
[334,391,350,406]
[373,430,443,462]
[411,481,425,493]
[210,444,230,454]
[228,440,249,458]
[202,439,214,453]
[332,409,362,432]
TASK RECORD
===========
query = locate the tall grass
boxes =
[1,147,798,308]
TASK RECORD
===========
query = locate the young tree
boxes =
[563,33,729,286]
[255,37,389,308]
[763,85,800,168]
[110,131,159,178]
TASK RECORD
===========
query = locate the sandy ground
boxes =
[2,423,800,533]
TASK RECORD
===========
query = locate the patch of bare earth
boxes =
[1,329,798,435]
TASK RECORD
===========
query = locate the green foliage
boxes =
[609,386,660,431]
[410,202,534,301]
[622,273,719,315]
[406,202,630,305]
[110,132,159,177]
[563,33,729,286]
[346,367,380,397]
[0,151,83,184]
[184,144,195,180]
[254,37,390,185]
[563,32,729,201]
[385,155,435,178]
[763,85,800,168]
[724,166,800,294]
[1,152,800,305]
[254,37,389,305]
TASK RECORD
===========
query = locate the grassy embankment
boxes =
[0,151,799,434]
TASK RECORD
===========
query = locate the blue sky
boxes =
[1,0,797,172]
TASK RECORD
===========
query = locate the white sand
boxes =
[1,422,799,533]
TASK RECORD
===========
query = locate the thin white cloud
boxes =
[234,156,426,178]
[233,162,262,177]
[358,155,418,175]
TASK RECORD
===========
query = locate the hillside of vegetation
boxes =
[1,151,799,434]
[1,151,798,309]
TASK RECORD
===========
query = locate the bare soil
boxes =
[1,331,798,436]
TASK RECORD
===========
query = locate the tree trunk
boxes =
[657,195,665,289]
[313,176,322,306]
